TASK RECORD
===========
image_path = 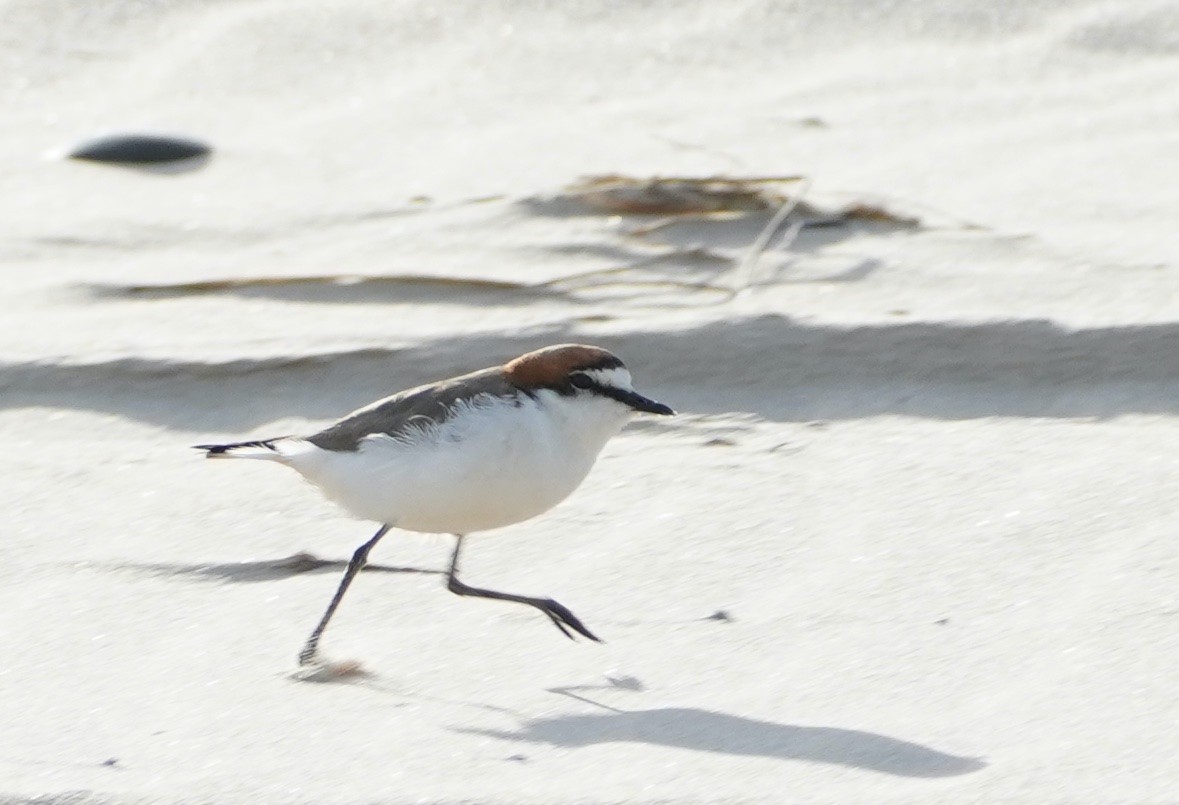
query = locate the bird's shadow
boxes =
[84,552,439,584]
[458,702,985,778]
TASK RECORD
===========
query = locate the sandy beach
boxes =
[2,1,1179,802]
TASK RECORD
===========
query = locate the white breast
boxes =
[280,390,630,534]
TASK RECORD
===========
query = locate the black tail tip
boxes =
[192,439,278,457]
[192,444,232,457]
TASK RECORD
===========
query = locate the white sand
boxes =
[2,1,1179,801]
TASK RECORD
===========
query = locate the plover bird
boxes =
[195,344,673,666]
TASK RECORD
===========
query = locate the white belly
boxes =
[282,391,629,534]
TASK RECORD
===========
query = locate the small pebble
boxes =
[67,133,211,166]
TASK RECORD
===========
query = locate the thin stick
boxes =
[731,176,812,293]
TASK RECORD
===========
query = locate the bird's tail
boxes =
[193,439,286,460]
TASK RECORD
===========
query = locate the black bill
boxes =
[617,389,674,416]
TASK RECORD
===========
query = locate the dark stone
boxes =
[68,133,211,165]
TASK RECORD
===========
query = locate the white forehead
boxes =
[581,366,633,389]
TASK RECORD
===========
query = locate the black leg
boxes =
[298,523,391,666]
[445,534,602,643]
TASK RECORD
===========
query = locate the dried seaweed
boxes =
[836,201,922,228]
[559,174,807,215]
[86,178,934,309]
[549,174,926,230]
[106,274,529,296]
[540,174,929,292]
[86,262,734,308]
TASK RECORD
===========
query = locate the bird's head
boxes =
[505,344,674,416]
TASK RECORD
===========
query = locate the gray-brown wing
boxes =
[306,368,521,452]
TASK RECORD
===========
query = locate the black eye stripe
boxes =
[549,376,670,414]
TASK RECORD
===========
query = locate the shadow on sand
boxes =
[82,552,438,584]
[459,706,985,778]
[4,315,1179,432]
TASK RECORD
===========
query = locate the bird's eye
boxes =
[570,373,594,389]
